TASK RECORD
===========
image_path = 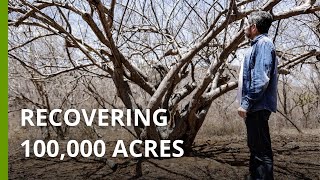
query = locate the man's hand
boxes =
[237,107,247,118]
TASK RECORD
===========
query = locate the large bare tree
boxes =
[8,0,320,152]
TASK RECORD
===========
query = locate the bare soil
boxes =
[9,134,320,180]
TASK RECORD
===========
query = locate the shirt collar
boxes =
[251,33,268,46]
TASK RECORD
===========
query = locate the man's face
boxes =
[244,18,255,40]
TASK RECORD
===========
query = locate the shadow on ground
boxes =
[9,134,320,180]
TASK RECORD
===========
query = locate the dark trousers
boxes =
[245,110,274,180]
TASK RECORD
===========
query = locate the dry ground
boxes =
[9,132,320,180]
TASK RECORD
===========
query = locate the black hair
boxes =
[248,11,273,34]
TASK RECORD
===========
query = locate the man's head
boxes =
[244,11,273,40]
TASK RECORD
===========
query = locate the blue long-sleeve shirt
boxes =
[240,33,278,112]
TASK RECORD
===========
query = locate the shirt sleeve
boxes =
[241,41,275,110]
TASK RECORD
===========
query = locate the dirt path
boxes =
[9,134,320,179]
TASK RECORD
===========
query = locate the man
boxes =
[237,11,277,180]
